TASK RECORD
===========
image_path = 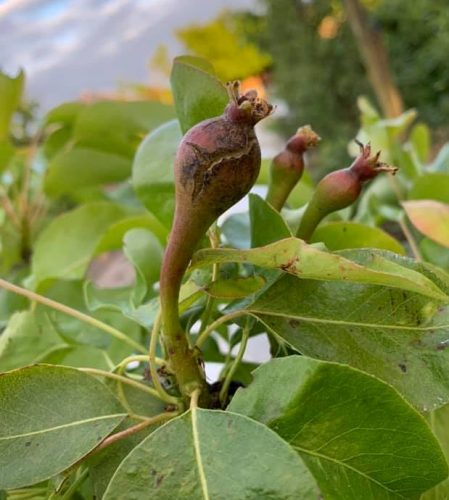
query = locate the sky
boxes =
[0,0,258,110]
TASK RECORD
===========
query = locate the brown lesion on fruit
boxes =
[184,138,257,202]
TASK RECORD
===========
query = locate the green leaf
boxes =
[410,122,430,164]
[0,365,125,489]
[408,173,449,203]
[0,140,14,173]
[249,193,291,247]
[95,214,168,252]
[32,202,128,285]
[229,356,448,499]
[72,100,175,157]
[205,275,266,299]
[41,344,112,371]
[423,404,449,499]
[0,311,67,372]
[245,258,449,410]
[103,409,317,499]
[44,101,86,126]
[170,55,228,133]
[0,70,24,139]
[221,212,250,249]
[429,143,449,173]
[191,237,449,302]
[89,419,155,499]
[403,200,449,249]
[132,119,181,228]
[123,228,163,304]
[44,148,131,197]
[420,238,449,270]
[311,221,405,254]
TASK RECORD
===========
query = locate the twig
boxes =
[0,278,147,354]
[399,216,422,261]
[219,320,250,406]
[195,310,249,349]
[92,412,175,454]
[78,367,164,401]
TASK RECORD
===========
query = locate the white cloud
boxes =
[0,0,258,110]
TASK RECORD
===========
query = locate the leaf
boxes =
[429,143,449,173]
[221,212,250,249]
[96,214,168,252]
[89,419,155,499]
[420,238,449,270]
[71,101,175,157]
[229,356,448,499]
[410,122,430,164]
[44,148,131,197]
[244,255,449,410]
[0,365,125,489]
[311,221,405,254]
[0,311,67,372]
[422,404,449,499]
[191,237,449,302]
[132,119,181,228]
[408,173,449,203]
[103,409,318,499]
[44,101,85,126]
[403,200,449,249]
[0,69,24,139]
[170,55,228,133]
[123,228,163,304]
[249,193,291,247]
[205,275,266,299]
[32,202,128,285]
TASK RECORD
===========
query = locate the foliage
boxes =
[1,58,449,499]
[252,0,449,167]
[175,11,272,82]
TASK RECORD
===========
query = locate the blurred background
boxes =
[4,0,449,166]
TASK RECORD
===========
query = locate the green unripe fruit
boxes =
[266,125,320,211]
[297,141,397,241]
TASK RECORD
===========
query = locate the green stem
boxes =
[115,354,164,372]
[219,320,250,406]
[60,468,89,500]
[79,367,166,402]
[295,201,325,241]
[92,412,175,454]
[0,278,147,354]
[195,310,249,349]
[148,310,180,405]
[198,226,220,334]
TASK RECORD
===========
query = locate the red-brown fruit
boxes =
[296,141,397,241]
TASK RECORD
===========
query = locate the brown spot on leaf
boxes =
[398,363,407,373]
[280,257,298,273]
[289,319,300,329]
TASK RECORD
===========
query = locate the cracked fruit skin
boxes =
[175,83,273,228]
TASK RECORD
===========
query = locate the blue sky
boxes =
[0,0,257,110]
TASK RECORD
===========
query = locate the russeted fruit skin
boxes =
[175,83,273,226]
[160,82,273,400]
[296,141,397,241]
[266,125,320,211]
